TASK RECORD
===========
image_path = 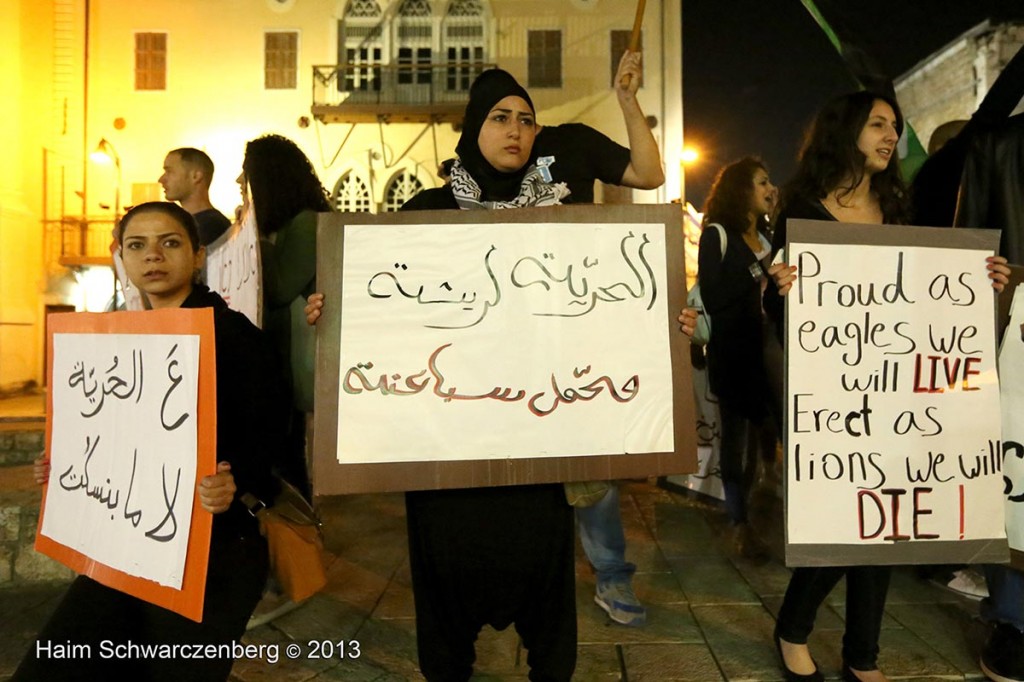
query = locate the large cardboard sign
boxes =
[998,281,1024,568]
[313,205,695,494]
[37,309,217,622]
[205,206,262,327]
[785,220,1007,566]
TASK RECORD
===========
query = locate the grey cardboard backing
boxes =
[312,204,696,496]
[784,219,1009,567]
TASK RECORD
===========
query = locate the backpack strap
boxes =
[710,223,727,261]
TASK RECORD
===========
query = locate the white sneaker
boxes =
[947,568,989,600]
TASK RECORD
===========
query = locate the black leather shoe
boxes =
[773,629,825,682]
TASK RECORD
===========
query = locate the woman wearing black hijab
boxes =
[401,69,576,682]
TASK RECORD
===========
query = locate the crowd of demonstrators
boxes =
[26,39,1024,682]
[16,203,287,681]
[694,156,777,561]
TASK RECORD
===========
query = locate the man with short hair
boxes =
[159,147,232,245]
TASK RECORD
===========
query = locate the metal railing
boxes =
[312,61,496,109]
[43,216,116,265]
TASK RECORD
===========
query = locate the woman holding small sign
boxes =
[17,202,286,681]
[765,93,1009,682]
[695,156,778,561]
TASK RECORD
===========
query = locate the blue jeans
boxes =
[575,485,636,585]
[982,565,1024,632]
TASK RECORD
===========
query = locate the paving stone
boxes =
[473,624,521,675]
[322,556,394,613]
[633,570,689,605]
[350,613,420,679]
[875,627,963,678]
[667,557,760,605]
[885,602,983,677]
[731,555,794,598]
[573,643,621,679]
[886,566,960,605]
[691,604,781,681]
[652,505,722,559]
[621,642,724,681]
[271,593,368,643]
[373,577,416,619]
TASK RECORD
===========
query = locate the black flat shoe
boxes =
[773,629,825,682]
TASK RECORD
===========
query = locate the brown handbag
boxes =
[242,477,327,603]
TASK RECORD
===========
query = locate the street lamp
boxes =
[90,137,121,220]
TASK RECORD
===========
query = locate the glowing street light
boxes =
[91,137,121,220]
[681,147,699,165]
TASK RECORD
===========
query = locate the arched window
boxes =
[396,0,433,90]
[333,172,373,212]
[340,0,383,93]
[383,170,425,212]
[346,0,381,18]
[443,0,486,92]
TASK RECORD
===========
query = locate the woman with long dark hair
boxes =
[697,156,777,558]
[238,134,332,499]
[766,92,1008,682]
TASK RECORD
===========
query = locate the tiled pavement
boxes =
[0,480,992,681]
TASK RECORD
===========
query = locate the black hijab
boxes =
[455,69,536,201]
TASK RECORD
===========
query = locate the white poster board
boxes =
[41,333,200,588]
[205,207,261,327]
[313,205,695,495]
[336,221,673,462]
[785,220,1007,566]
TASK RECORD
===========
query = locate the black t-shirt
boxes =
[193,208,232,246]
[534,123,631,204]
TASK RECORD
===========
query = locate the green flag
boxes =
[798,0,929,180]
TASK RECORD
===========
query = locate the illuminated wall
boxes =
[11,0,683,388]
[0,1,51,391]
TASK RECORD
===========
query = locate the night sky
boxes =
[681,0,1024,207]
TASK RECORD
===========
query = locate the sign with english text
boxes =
[785,219,1008,566]
[37,309,217,621]
[313,205,695,494]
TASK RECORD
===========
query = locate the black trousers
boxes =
[406,484,577,682]
[776,565,892,670]
[12,531,268,682]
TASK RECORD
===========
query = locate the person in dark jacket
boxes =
[697,156,777,559]
[15,201,286,682]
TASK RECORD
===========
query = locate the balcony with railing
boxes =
[312,61,495,124]
[44,216,116,268]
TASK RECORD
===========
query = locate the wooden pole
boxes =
[629,0,646,52]
[619,0,646,89]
